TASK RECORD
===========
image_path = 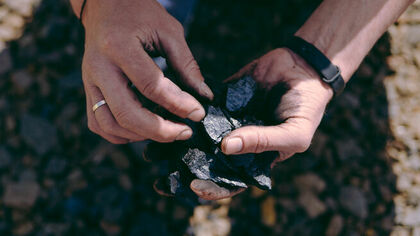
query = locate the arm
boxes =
[296,0,414,83]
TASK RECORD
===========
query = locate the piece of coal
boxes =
[240,152,277,190]
[181,148,247,188]
[202,106,233,145]
[168,171,186,195]
[225,75,257,113]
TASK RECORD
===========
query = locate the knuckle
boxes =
[154,128,177,143]
[100,120,116,134]
[141,79,160,98]
[294,135,312,153]
[87,120,99,134]
[171,20,184,35]
[272,48,284,56]
[114,108,134,129]
[183,57,200,74]
[254,131,270,153]
[159,19,184,39]
[99,34,120,53]
[167,100,190,118]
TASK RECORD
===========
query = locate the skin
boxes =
[70,0,414,200]
[72,0,214,144]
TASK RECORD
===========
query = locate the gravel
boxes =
[3,181,40,209]
[19,113,58,155]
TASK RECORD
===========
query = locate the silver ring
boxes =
[92,100,107,112]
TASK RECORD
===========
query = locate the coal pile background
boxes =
[0,0,419,235]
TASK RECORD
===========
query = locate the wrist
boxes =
[294,29,353,84]
[286,48,334,103]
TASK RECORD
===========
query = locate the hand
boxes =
[190,48,335,200]
[80,0,213,144]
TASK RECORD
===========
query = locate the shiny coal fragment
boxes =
[225,152,276,190]
[202,106,233,145]
[181,148,247,188]
[168,171,184,195]
[244,152,277,190]
[225,75,257,113]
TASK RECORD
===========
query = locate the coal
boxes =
[142,75,278,201]
[202,106,233,145]
[182,148,248,188]
[225,75,257,113]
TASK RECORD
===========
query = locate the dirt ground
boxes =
[0,0,419,235]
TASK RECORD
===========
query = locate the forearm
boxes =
[69,0,84,18]
[295,0,413,82]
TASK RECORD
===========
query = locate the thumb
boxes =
[221,119,314,155]
[160,33,214,101]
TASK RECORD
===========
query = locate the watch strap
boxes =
[285,36,345,96]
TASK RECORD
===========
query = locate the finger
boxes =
[89,85,145,142]
[159,32,214,101]
[221,118,313,155]
[118,47,206,122]
[190,179,246,200]
[224,60,258,83]
[87,59,193,142]
[84,87,129,144]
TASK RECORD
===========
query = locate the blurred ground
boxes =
[0,0,418,235]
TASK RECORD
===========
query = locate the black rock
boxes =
[0,146,12,169]
[182,148,247,188]
[202,106,233,145]
[45,157,68,176]
[243,152,277,190]
[168,171,184,195]
[225,152,277,190]
[20,114,58,155]
[225,75,257,113]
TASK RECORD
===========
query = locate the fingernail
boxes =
[200,82,214,100]
[190,180,202,192]
[188,108,205,122]
[223,137,243,154]
[190,179,230,200]
[176,129,193,140]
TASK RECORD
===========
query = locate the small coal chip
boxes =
[168,171,183,195]
[226,75,257,113]
[202,106,233,144]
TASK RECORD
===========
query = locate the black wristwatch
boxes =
[284,36,345,96]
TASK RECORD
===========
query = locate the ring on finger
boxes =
[92,100,107,112]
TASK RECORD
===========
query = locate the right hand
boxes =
[80,0,213,144]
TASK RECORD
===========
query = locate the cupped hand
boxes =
[190,48,335,200]
[81,0,213,144]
